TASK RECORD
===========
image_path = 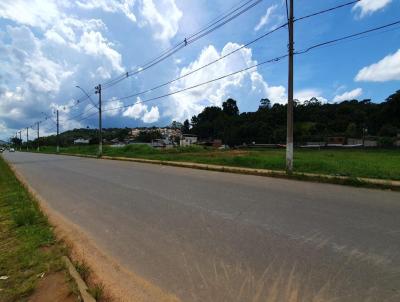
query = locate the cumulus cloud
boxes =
[140,0,182,42]
[76,30,124,73]
[355,49,400,82]
[0,25,73,98]
[254,4,277,31]
[333,88,363,102]
[0,0,61,29]
[103,97,124,117]
[294,89,328,103]
[123,98,160,123]
[166,42,286,121]
[142,106,160,123]
[352,0,392,17]
[76,0,137,22]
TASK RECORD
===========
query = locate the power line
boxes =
[101,55,288,114]
[102,22,287,104]
[99,19,400,116]
[295,0,361,22]
[101,0,265,90]
[102,0,260,88]
[295,20,400,55]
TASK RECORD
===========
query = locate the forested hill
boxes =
[187,90,400,145]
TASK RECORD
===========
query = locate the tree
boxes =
[10,137,22,146]
[379,124,398,137]
[259,98,271,110]
[345,123,358,138]
[170,121,183,129]
[222,98,239,116]
[182,119,190,133]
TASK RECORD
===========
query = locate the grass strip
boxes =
[33,145,400,181]
[0,156,72,301]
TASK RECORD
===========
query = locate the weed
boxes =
[74,260,91,282]
[88,283,105,301]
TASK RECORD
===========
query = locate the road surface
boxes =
[3,152,400,301]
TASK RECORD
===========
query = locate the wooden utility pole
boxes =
[37,122,40,152]
[286,0,294,173]
[95,84,102,157]
[19,131,22,151]
[26,127,29,151]
[56,109,60,153]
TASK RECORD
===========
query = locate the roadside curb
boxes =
[102,156,400,189]
[46,152,400,190]
[2,157,96,302]
[63,256,96,302]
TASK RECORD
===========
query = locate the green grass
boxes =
[34,145,400,180]
[0,156,70,301]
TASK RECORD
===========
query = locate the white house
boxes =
[73,138,90,144]
[180,134,197,147]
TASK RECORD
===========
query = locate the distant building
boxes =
[326,137,346,145]
[151,138,174,149]
[180,134,197,147]
[130,127,181,140]
[73,138,89,144]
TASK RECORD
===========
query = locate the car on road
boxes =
[9,148,15,152]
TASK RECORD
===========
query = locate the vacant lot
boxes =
[33,145,400,180]
[0,156,77,302]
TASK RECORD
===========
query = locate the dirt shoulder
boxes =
[4,155,181,302]
[0,156,80,302]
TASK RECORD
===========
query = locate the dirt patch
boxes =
[28,272,77,302]
[198,150,250,157]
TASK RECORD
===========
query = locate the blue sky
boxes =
[0,0,399,140]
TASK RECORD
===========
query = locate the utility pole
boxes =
[26,127,29,151]
[56,109,60,153]
[19,131,22,151]
[95,84,102,157]
[37,122,40,152]
[286,0,294,173]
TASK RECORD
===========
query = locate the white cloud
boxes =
[254,4,277,31]
[76,0,137,23]
[0,87,26,120]
[1,26,73,94]
[123,99,148,119]
[355,49,400,82]
[104,98,124,117]
[333,88,363,102]
[0,0,61,29]
[140,0,182,42]
[123,98,160,123]
[142,106,159,123]
[294,89,328,103]
[166,42,286,121]
[76,30,124,73]
[352,0,392,17]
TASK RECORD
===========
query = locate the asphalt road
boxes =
[3,152,400,301]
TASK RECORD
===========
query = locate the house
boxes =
[180,134,197,147]
[151,138,174,149]
[326,137,346,145]
[73,138,90,144]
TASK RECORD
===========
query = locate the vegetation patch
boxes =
[34,145,400,181]
[0,156,77,302]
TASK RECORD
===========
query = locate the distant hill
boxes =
[0,140,8,146]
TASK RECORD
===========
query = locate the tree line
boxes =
[184,90,400,146]
[10,90,400,148]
